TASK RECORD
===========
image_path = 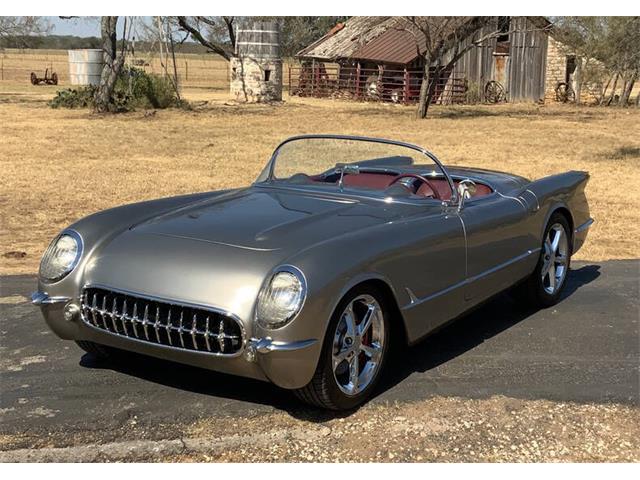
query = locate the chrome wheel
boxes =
[541,223,569,295]
[332,294,385,396]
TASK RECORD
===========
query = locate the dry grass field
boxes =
[1,80,639,275]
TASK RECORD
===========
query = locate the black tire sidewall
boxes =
[319,285,391,410]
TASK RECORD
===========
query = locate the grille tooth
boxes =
[111,297,119,333]
[131,303,139,338]
[91,293,98,326]
[191,314,199,351]
[166,308,173,346]
[218,320,225,353]
[101,296,108,330]
[204,316,211,352]
[154,306,161,343]
[121,299,129,336]
[142,304,150,341]
[80,288,243,355]
[178,310,185,348]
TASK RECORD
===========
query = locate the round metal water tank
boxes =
[235,21,281,59]
[68,49,103,86]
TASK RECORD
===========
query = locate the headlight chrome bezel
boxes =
[39,229,84,283]
[256,265,307,330]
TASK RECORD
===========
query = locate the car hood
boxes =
[130,187,399,253]
[82,187,408,318]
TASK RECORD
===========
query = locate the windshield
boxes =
[256,136,452,200]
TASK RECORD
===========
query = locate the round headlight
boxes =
[39,230,83,282]
[256,266,306,329]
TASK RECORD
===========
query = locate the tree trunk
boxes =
[606,72,620,106]
[417,61,431,119]
[619,72,637,107]
[94,16,123,113]
[599,73,614,106]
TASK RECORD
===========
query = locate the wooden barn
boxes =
[292,16,579,105]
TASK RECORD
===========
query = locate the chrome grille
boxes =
[81,287,243,355]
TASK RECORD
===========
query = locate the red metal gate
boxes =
[289,63,466,105]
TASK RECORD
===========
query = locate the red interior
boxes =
[336,172,492,199]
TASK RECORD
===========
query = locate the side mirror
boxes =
[457,179,477,212]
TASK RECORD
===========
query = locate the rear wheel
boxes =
[294,285,390,410]
[516,213,571,307]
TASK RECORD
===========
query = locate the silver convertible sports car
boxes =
[33,135,593,410]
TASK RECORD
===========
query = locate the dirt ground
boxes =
[1,396,638,462]
[1,83,639,275]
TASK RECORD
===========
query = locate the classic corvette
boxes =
[33,135,592,409]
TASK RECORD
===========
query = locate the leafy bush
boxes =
[48,86,96,109]
[49,66,188,111]
[464,81,483,105]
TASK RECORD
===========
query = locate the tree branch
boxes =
[176,16,233,60]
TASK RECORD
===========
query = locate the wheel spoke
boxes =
[343,305,356,338]
[541,259,551,276]
[548,263,556,291]
[358,304,376,337]
[333,347,352,369]
[349,354,359,391]
[550,228,562,253]
[361,344,381,363]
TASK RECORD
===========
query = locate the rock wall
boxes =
[230,56,283,103]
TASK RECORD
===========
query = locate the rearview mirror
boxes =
[336,163,360,190]
[457,179,477,212]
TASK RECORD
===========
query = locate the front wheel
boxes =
[516,213,571,308]
[294,285,390,410]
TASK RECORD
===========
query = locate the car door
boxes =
[457,192,535,304]
[389,201,467,342]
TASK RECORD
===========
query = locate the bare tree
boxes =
[175,16,236,60]
[0,16,51,47]
[399,16,511,119]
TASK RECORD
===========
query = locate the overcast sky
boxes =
[47,16,148,37]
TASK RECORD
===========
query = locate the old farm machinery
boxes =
[30,68,58,86]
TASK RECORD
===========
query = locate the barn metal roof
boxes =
[297,16,396,61]
[351,26,427,65]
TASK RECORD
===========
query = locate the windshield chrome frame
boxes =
[259,134,459,206]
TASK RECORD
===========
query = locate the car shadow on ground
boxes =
[79,264,601,421]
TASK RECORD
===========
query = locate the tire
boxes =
[294,284,391,410]
[515,212,572,308]
[75,340,114,360]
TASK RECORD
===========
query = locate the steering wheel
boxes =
[388,174,442,200]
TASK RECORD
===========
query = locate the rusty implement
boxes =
[30,69,58,86]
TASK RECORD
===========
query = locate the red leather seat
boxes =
[417,179,492,200]
[341,173,397,189]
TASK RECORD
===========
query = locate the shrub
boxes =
[48,86,96,109]
[464,80,482,105]
[49,66,187,111]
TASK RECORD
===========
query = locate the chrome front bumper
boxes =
[32,291,320,389]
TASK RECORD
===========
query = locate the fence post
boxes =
[1,56,3,81]
[356,62,361,98]
[185,60,188,82]
[403,68,410,105]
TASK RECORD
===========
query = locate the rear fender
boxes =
[527,171,591,253]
